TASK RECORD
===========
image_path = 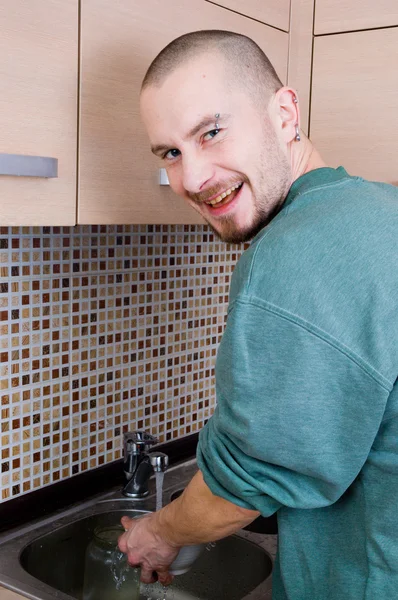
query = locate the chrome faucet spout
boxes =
[150,451,169,473]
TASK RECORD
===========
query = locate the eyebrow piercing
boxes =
[215,113,220,129]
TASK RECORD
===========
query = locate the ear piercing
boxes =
[293,96,300,141]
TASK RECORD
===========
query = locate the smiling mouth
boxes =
[204,183,243,208]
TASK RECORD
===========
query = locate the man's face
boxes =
[140,55,292,243]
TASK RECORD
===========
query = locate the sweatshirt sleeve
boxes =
[196,295,391,515]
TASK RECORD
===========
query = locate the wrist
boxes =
[151,504,181,549]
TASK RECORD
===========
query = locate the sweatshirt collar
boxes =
[283,166,351,209]
[249,166,352,245]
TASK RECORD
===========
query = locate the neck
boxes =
[290,133,327,182]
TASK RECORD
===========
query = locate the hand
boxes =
[118,513,180,586]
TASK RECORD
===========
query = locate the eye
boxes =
[163,148,181,161]
[203,128,220,142]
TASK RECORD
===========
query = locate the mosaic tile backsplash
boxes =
[0,224,246,503]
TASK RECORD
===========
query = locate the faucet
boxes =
[122,431,169,498]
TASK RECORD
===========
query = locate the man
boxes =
[118,30,398,599]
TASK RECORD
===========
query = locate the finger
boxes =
[140,567,157,584]
[118,516,135,550]
[117,531,128,553]
[117,531,130,554]
[121,515,134,530]
[127,552,141,568]
[157,570,174,587]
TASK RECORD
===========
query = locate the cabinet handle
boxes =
[0,153,58,178]
[159,168,170,185]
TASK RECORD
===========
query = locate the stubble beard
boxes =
[208,153,292,245]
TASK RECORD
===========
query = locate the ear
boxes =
[272,87,300,144]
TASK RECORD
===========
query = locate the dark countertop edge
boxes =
[0,433,198,534]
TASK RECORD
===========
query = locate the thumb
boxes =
[121,515,134,530]
[118,530,128,553]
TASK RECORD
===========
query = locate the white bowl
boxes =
[169,544,205,575]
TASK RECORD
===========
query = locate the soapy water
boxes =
[141,582,173,600]
[110,545,131,590]
[110,541,216,598]
[110,546,168,598]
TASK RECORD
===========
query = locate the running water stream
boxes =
[155,471,167,599]
[155,471,165,511]
[110,547,131,591]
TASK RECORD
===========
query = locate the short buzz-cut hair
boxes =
[141,30,283,106]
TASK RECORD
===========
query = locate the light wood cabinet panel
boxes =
[79,0,288,224]
[205,0,290,32]
[310,28,398,185]
[287,0,315,135]
[0,0,78,226]
[315,0,398,34]
[0,586,24,600]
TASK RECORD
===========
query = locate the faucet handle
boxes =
[123,431,158,455]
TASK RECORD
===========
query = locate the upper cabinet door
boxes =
[205,0,291,32]
[315,0,398,34]
[78,0,288,225]
[0,0,78,226]
[310,28,398,185]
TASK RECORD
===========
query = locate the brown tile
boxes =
[0,224,244,501]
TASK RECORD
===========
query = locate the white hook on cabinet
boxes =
[159,168,170,185]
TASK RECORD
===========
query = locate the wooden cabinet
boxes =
[310,28,398,185]
[205,0,291,32]
[3,1,397,225]
[315,0,398,34]
[287,0,315,135]
[0,0,78,226]
[0,586,24,600]
[78,0,288,224]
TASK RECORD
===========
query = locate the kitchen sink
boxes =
[0,459,276,600]
[21,509,272,600]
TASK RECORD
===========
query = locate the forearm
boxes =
[154,470,260,546]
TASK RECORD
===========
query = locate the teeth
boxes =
[207,183,242,206]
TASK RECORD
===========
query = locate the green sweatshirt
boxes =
[197,167,398,600]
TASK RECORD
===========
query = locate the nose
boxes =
[181,152,214,195]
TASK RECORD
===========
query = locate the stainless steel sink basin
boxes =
[20,509,271,600]
[0,459,275,600]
